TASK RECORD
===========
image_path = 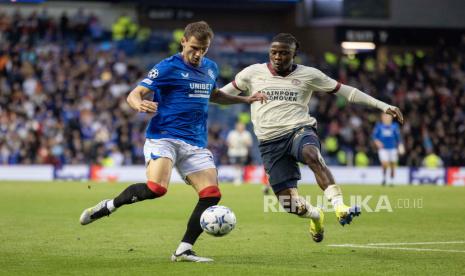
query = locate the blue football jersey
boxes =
[138,54,219,148]
[372,122,401,149]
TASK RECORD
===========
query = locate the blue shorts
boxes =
[258,126,321,194]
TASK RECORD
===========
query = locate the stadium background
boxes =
[1,0,464,185]
[1,1,465,275]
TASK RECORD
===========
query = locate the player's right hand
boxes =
[374,140,384,149]
[248,91,268,104]
[385,106,404,124]
[138,100,158,113]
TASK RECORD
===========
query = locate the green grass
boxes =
[1,181,464,275]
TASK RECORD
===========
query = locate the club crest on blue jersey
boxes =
[208,69,215,80]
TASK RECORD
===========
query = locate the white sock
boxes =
[106,199,116,212]
[324,185,344,209]
[175,242,192,255]
[301,205,321,220]
[294,197,320,220]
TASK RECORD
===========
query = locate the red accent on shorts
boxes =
[199,186,221,198]
[147,181,167,196]
[329,82,342,94]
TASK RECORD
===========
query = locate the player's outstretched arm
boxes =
[127,85,158,113]
[337,84,404,124]
[210,89,267,105]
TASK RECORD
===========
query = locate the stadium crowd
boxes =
[0,10,464,167]
[313,40,465,167]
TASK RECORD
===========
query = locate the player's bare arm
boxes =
[210,89,267,104]
[127,85,158,113]
[374,139,384,149]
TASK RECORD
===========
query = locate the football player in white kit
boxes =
[221,33,404,242]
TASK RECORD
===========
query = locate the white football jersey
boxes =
[226,129,253,157]
[221,63,340,141]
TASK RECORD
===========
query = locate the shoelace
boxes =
[178,249,197,257]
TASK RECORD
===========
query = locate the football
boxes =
[200,205,237,237]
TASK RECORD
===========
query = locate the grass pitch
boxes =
[0,181,464,275]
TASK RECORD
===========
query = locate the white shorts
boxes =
[143,138,216,180]
[378,149,398,163]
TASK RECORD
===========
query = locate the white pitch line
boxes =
[366,241,465,246]
[328,244,465,253]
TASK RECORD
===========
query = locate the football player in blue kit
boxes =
[372,113,404,186]
[79,21,266,262]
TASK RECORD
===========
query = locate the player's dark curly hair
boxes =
[271,33,300,52]
[184,21,214,41]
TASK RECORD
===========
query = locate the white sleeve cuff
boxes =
[220,82,242,96]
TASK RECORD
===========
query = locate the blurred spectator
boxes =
[226,122,253,185]
[207,124,228,166]
[313,38,465,167]
[354,147,370,167]
[422,149,444,168]
[0,10,464,168]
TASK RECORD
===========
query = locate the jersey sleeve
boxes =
[306,68,340,93]
[372,123,381,141]
[138,61,170,91]
[212,61,220,91]
[220,66,252,96]
[234,67,252,93]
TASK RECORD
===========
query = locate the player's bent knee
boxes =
[199,185,222,199]
[302,146,320,167]
[302,145,326,168]
[147,181,167,197]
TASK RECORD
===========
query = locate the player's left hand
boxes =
[386,106,404,124]
[247,91,268,104]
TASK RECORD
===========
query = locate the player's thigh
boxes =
[264,156,300,188]
[146,158,173,187]
[388,149,398,164]
[259,137,300,187]
[290,127,322,164]
[378,149,389,165]
[177,144,217,189]
[143,138,177,187]
[186,168,218,193]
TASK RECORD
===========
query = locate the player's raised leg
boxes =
[79,157,171,225]
[276,186,324,242]
[301,144,360,226]
[172,168,221,262]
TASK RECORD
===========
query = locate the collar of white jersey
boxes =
[266,63,298,77]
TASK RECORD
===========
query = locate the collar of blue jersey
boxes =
[176,53,205,70]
